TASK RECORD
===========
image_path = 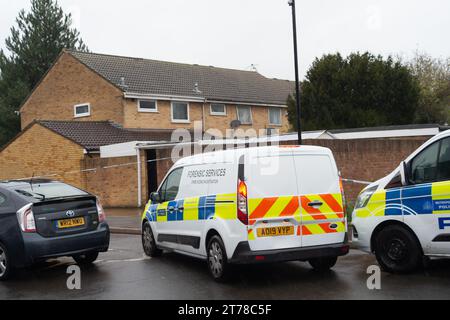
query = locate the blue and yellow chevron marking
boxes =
[142,193,237,222]
[356,181,450,218]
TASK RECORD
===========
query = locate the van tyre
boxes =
[207,235,230,282]
[73,251,99,265]
[309,256,338,271]
[374,225,422,274]
[0,242,12,281]
[142,221,162,257]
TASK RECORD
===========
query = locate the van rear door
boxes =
[246,150,302,251]
[293,152,346,247]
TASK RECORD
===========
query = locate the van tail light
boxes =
[17,203,36,233]
[237,179,248,225]
[339,177,347,217]
[96,199,106,223]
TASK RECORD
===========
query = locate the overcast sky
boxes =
[1,0,449,80]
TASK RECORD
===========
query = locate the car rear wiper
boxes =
[15,189,46,201]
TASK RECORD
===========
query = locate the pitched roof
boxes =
[37,120,177,151]
[68,50,294,106]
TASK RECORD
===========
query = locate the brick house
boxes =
[0,50,295,207]
[20,50,294,133]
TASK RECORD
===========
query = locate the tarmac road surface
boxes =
[1,234,450,300]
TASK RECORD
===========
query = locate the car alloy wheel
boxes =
[0,246,8,278]
[208,240,224,278]
[143,224,154,253]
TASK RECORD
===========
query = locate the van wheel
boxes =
[73,251,99,265]
[142,221,162,257]
[309,256,338,271]
[374,225,421,273]
[0,242,12,281]
[207,235,230,282]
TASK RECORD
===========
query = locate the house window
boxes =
[171,102,189,123]
[268,107,282,126]
[210,103,226,116]
[74,103,90,118]
[237,106,252,124]
[138,99,158,112]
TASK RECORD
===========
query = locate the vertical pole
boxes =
[137,147,142,207]
[289,0,302,144]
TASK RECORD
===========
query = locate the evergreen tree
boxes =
[0,0,88,146]
[288,52,420,130]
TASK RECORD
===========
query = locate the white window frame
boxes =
[210,103,227,116]
[171,101,190,123]
[236,105,253,124]
[137,99,158,113]
[268,107,282,126]
[74,103,91,118]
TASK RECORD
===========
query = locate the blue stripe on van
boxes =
[402,184,433,215]
[177,199,185,221]
[205,195,216,220]
[385,188,402,216]
[167,201,178,221]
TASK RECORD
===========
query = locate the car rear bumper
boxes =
[229,241,350,264]
[22,223,110,265]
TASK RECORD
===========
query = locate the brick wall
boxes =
[124,99,290,134]
[82,155,148,208]
[0,123,85,188]
[20,52,124,129]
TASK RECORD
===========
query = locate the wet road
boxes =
[1,234,450,300]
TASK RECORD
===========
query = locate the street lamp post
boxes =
[288,0,302,145]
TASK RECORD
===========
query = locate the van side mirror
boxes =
[150,192,161,204]
[399,161,408,186]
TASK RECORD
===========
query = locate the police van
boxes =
[141,145,349,280]
[352,129,450,273]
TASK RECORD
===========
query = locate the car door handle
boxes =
[168,206,175,212]
[178,206,184,211]
[308,201,323,207]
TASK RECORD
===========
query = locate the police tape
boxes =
[12,157,174,180]
[10,157,372,187]
[341,178,372,185]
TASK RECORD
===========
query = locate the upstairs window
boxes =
[138,99,158,112]
[74,103,91,118]
[237,106,252,124]
[210,103,226,116]
[268,107,282,125]
[171,102,189,123]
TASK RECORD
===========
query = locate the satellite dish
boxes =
[230,120,241,129]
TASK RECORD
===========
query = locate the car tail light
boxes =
[17,203,36,233]
[237,179,248,225]
[96,199,106,223]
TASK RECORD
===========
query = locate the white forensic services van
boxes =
[141,145,349,281]
[352,129,450,273]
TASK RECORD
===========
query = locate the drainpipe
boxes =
[136,147,142,208]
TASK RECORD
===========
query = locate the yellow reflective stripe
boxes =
[336,221,346,233]
[248,197,264,214]
[304,224,325,235]
[432,182,450,214]
[156,202,168,222]
[362,190,386,217]
[215,193,236,220]
[248,229,255,241]
[183,197,199,221]
[141,201,150,220]
[264,196,293,218]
